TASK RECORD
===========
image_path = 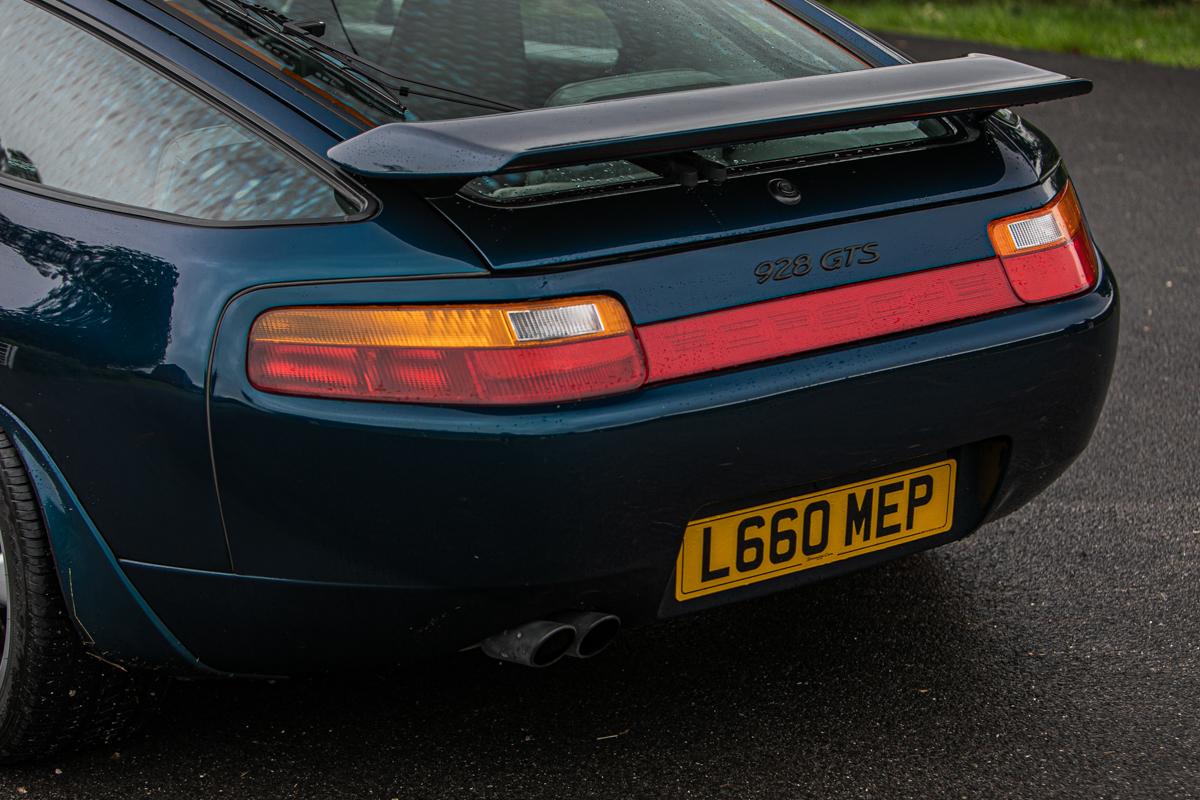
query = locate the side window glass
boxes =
[0,0,358,223]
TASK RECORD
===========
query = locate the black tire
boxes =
[0,430,163,763]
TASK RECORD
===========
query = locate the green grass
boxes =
[829,1,1200,67]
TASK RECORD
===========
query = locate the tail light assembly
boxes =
[988,182,1098,303]
[248,296,646,405]
[248,184,1098,407]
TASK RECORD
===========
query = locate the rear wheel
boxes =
[0,430,163,763]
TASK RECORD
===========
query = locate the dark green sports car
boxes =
[0,0,1116,761]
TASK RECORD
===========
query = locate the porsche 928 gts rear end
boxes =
[0,0,1117,753]
[108,0,1112,674]
[146,0,1119,674]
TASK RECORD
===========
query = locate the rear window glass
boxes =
[171,0,867,123]
[168,0,953,200]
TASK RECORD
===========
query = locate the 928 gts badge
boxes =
[754,242,880,284]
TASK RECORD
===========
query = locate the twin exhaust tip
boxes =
[480,612,621,668]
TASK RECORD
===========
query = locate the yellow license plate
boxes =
[675,460,957,601]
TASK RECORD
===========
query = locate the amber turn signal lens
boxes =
[989,183,1098,303]
[248,296,646,406]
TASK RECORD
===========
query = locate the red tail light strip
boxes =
[639,258,1023,384]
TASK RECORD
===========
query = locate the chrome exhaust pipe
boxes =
[480,620,577,668]
[552,611,621,659]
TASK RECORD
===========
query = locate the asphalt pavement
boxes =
[6,38,1199,800]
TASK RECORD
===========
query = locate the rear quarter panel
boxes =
[0,0,485,575]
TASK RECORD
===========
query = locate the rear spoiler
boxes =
[328,53,1090,181]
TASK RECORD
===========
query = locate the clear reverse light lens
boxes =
[507,304,604,342]
[1007,213,1063,251]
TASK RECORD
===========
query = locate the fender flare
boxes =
[0,404,214,673]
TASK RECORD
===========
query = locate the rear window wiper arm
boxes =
[199,0,524,116]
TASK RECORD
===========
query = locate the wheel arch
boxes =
[0,404,214,673]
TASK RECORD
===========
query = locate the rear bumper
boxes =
[126,262,1117,675]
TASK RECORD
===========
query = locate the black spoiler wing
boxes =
[328,53,1090,181]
